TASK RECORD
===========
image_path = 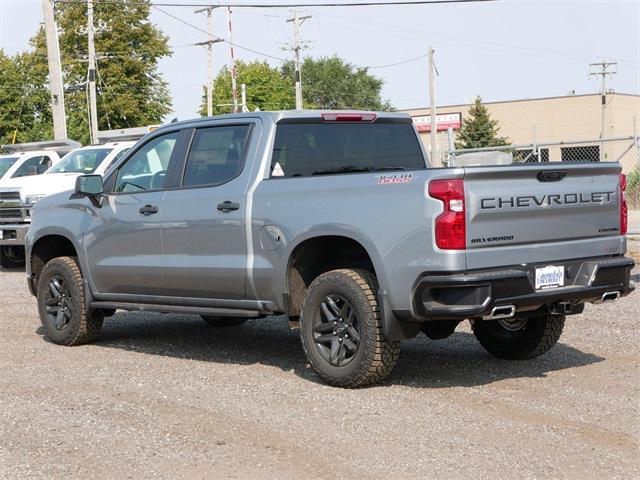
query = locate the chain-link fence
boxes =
[444,135,640,208]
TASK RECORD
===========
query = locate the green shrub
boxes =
[628,167,640,192]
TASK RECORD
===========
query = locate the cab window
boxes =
[12,155,52,178]
[114,132,179,192]
[182,125,251,188]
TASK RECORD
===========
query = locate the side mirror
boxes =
[74,175,103,202]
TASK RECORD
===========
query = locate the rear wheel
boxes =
[300,269,400,388]
[0,245,25,269]
[37,256,103,345]
[200,316,248,327]
[472,314,565,360]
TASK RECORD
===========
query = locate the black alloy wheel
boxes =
[300,269,400,388]
[37,256,103,345]
[43,274,73,331]
[312,294,361,367]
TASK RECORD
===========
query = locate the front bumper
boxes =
[412,256,635,321]
[0,223,29,246]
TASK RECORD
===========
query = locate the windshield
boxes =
[0,157,19,178]
[48,148,112,174]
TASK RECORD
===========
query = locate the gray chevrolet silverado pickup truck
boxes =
[26,110,635,387]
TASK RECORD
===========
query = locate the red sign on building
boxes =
[412,112,462,132]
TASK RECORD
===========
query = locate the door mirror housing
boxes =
[74,175,104,206]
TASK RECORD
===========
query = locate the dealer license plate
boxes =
[535,265,565,290]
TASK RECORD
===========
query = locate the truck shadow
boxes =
[81,311,605,389]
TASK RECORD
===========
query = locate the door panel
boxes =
[161,186,246,299]
[85,130,182,296]
[160,125,252,299]
[85,191,166,295]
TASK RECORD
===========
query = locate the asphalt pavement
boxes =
[1,267,638,479]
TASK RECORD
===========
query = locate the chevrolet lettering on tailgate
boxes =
[480,191,615,209]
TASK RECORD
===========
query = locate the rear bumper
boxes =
[411,256,635,321]
[0,223,29,246]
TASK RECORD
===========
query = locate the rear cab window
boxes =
[270,121,426,178]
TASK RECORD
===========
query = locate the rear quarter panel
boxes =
[251,168,466,312]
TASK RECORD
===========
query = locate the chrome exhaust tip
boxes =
[483,304,516,320]
[599,291,621,303]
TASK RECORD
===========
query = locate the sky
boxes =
[1,0,639,123]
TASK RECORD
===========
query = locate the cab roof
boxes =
[154,110,413,132]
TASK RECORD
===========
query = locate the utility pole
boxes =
[589,61,617,160]
[590,61,617,140]
[226,7,239,113]
[241,83,248,112]
[195,7,222,117]
[42,0,67,140]
[428,46,438,166]
[286,10,311,110]
[87,0,99,144]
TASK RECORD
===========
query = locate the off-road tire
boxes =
[300,269,400,388]
[472,314,565,360]
[37,256,103,346]
[0,245,25,269]
[200,315,248,327]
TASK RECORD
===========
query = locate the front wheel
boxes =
[37,256,104,346]
[300,269,400,388]
[0,245,25,269]
[472,314,565,360]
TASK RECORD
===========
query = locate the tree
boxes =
[282,56,391,110]
[199,60,294,116]
[0,49,52,144]
[455,96,509,149]
[25,0,172,143]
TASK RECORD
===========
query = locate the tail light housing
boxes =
[429,178,466,250]
[620,173,628,235]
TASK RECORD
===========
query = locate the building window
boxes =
[561,146,599,162]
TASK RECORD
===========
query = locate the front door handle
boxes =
[139,204,159,216]
[217,201,240,213]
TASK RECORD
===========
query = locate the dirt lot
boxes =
[1,268,638,480]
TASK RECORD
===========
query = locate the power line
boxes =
[367,54,426,69]
[153,5,289,61]
[56,0,498,8]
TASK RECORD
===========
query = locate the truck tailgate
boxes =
[464,162,625,269]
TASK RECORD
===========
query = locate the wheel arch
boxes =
[30,232,81,289]
[283,231,388,319]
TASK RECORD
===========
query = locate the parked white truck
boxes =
[0,140,80,186]
[0,141,133,268]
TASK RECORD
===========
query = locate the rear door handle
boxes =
[139,204,159,216]
[217,201,240,212]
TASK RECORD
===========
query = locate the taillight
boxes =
[429,178,466,250]
[620,173,628,235]
[321,112,377,122]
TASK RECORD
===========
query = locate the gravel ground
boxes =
[1,267,638,479]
